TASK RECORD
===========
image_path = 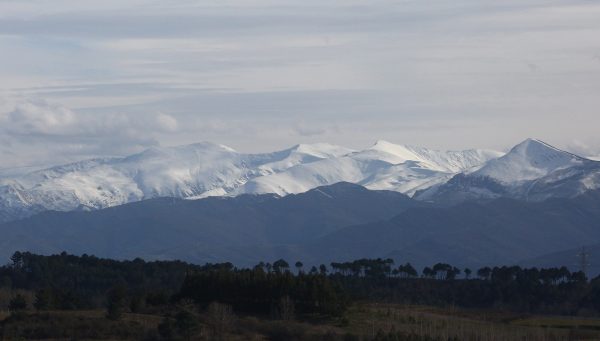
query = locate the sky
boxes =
[1,0,600,168]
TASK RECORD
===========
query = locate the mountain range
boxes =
[1,182,599,274]
[0,140,503,223]
[1,138,599,224]
[1,138,600,272]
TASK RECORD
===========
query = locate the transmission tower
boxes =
[577,246,590,276]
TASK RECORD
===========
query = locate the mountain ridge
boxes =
[2,182,600,273]
[0,182,422,264]
[0,140,499,222]
[416,138,600,204]
[1,138,599,223]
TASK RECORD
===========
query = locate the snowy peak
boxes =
[0,141,359,221]
[255,143,354,176]
[474,138,587,184]
[288,143,353,158]
[416,138,600,204]
[368,140,418,159]
[236,140,501,197]
[509,138,583,162]
[124,142,237,163]
[364,140,431,167]
[366,140,439,163]
[2,138,599,223]
[365,140,503,173]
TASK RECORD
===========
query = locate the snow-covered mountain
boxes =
[470,138,587,183]
[234,140,502,197]
[2,138,597,223]
[417,138,600,203]
[0,140,499,222]
[0,142,352,222]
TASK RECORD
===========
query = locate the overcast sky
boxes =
[1,0,599,168]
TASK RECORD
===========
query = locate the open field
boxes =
[342,303,600,341]
[3,303,600,340]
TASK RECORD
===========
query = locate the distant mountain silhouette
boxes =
[0,182,420,265]
[2,182,600,272]
[300,189,600,271]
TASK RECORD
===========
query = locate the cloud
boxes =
[3,100,76,135]
[0,99,185,167]
[155,113,179,132]
[293,124,326,137]
[0,97,346,168]
[0,99,179,138]
[566,140,600,159]
[0,0,599,166]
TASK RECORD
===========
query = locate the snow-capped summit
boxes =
[125,141,237,161]
[472,138,587,183]
[290,143,353,158]
[256,143,354,175]
[417,138,600,203]
[357,140,502,173]
[235,141,501,197]
[2,138,598,223]
[0,140,501,222]
[0,141,354,222]
[365,140,426,164]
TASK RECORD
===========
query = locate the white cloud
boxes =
[566,140,600,159]
[0,99,185,167]
[0,0,599,166]
[2,100,76,135]
[155,113,178,132]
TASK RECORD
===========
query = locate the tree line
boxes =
[1,252,600,318]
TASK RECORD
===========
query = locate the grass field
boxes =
[341,303,600,341]
[3,303,600,340]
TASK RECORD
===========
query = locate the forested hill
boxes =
[0,182,420,265]
[300,189,600,271]
[1,184,600,272]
